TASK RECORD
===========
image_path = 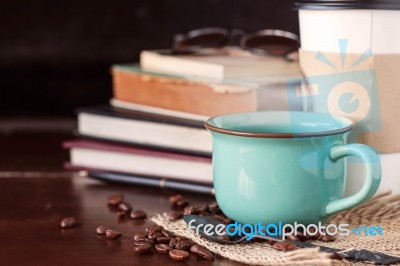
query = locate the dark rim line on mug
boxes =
[205,113,354,138]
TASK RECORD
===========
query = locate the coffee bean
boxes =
[286,234,299,241]
[134,239,154,246]
[296,231,310,242]
[134,243,152,254]
[183,205,197,215]
[175,199,189,209]
[155,244,172,254]
[208,201,218,209]
[168,212,183,221]
[96,225,108,235]
[161,229,175,238]
[272,241,298,252]
[208,202,221,214]
[319,234,335,242]
[156,236,172,243]
[198,211,211,216]
[227,226,235,234]
[116,211,126,218]
[174,239,193,250]
[108,194,124,206]
[118,202,132,212]
[330,252,344,260]
[148,231,163,239]
[169,249,189,261]
[213,214,226,222]
[133,233,147,241]
[195,203,209,212]
[169,194,184,205]
[130,210,147,220]
[169,237,179,247]
[222,218,233,224]
[148,225,163,236]
[308,227,321,240]
[106,229,122,240]
[190,244,214,260]
[60,217,76,229]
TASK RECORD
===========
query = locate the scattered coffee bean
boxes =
[174,238,193,250]
[198,211,211,216]
[208,201,220,214]
[175,199,189,209]
[96,225,108,235]
[134,243,152,254]
[169,249,189,261]
[319,234,335,242]
[155,243,172,254]
[169,194,183,205]
[272,241,298,252]
[195,203,209,212]
[308,227,321,240]
[134,233,147,241]
[130,210,147,220]
[169,237,179,247]
[190,244,214,260]
[168,212,183,221]
[296,231,310,242]
[161,229,175,238]
[149,231,163,239]
[156,237,172,243]
[222,218,233,224]
[106,229,122,240]
[60,217,76,229]
[107,194,124,206]
[330,252,344,260]
[118,202,132,212]
[208,201,218,209]
[148,225,163,236]
[116,211,126,218]
[183,205,197,215]
[213,214,227,223]
[286,234,299,241]
[98,195,339,260]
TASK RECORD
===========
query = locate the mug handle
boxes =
[325,144,381,215]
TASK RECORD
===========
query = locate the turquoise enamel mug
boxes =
[205,111,381,225]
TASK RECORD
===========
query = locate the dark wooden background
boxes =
[0,0,298,116]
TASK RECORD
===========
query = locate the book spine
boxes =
[81,170,214,195]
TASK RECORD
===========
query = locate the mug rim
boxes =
[204,111,355,138]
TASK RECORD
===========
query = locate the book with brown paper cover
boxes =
[112,64,302,117]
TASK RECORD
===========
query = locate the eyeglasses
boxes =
[172,27,300,57]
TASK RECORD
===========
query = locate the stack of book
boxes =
[64,47,301,194]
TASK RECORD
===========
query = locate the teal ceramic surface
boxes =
[205,111,381,225]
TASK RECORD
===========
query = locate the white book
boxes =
[64,140,212,184]
[77,105,212,155]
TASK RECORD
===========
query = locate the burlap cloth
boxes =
[151,192,400,266]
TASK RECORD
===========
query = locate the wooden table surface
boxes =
[0,174,247,266]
